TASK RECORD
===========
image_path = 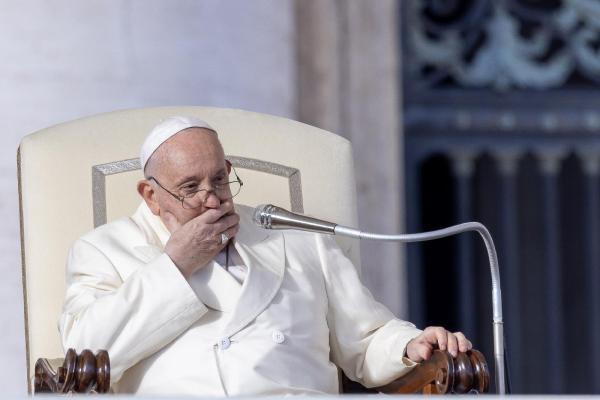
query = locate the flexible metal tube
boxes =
[334,222,506,394]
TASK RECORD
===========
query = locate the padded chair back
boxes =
[18,106,359,384]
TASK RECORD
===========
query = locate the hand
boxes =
[406,326,472,362]
[163,201,240,279]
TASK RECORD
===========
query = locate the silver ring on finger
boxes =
[220,233,229,244]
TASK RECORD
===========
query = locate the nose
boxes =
[203,190,221,209]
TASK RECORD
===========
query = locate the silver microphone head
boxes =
[253,204,277,229]
[252,204,337,234]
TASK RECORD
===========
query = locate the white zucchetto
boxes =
[140,116,216,171]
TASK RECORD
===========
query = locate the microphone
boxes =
[253,204,507,395]
[253,204,337,233]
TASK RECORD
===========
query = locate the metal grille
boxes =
[406,144,600,394]
[403,1,600,393]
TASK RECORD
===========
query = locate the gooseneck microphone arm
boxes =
[254,204,506,395]
[335,222,505,395]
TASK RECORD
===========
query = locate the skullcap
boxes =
[140,116,216,170]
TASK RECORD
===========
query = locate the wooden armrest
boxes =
[376,349,490,394]
[34,348,110,394]
[35,348,489,395]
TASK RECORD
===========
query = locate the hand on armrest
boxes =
[376,349,489,394]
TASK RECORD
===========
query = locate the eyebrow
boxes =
[174,167,227,187]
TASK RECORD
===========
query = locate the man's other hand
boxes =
[406,326,472,362]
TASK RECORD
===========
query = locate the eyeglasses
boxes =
[147,162,243,209]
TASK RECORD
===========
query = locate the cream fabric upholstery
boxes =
[18,106,359,386]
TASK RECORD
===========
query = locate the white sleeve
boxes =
[316,234,422,387]
[59,238,208,383]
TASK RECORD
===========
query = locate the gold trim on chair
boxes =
[92,156,304,228]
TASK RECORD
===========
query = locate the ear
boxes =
[137,179,160,216]
[225,159,232,174]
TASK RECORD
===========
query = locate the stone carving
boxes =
[406,0,600,90]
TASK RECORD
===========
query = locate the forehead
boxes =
[153,128,226,177]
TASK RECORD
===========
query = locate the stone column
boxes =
[294,1,341,133]
[494,149,522,392]
[450,150,477,339]
[578,149,600,393]
[295,0,405,316]
[538,150,565,393]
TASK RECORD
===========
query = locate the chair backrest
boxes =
[18,106,359,384]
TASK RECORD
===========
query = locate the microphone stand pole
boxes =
[334,223,506,395]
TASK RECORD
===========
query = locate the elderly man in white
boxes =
[59,116,472,396]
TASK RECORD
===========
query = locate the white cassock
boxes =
[59,203,422,396]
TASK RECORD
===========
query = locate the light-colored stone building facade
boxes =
[0,1,403,394]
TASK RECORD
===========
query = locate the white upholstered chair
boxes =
[18,106,361,391]
[20,107,491,395]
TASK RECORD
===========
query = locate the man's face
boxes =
[144,128,233,228]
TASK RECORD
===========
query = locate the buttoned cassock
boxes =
[59,203,422,396]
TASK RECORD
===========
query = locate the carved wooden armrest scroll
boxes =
[376,349,490,394]
[34,348,110,394]
[35,348,487,395]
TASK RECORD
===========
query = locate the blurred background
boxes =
[1,0,599,395]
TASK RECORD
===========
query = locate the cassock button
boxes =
[272,330,285,344]
[218,337,231,350]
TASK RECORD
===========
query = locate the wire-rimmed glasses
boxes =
[147,161,243,209]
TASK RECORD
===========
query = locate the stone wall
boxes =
[295,0,405,315]
[1,1,295,394]
[0,0,404,394]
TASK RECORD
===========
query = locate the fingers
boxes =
[418,344,433,361]
[425,326,448,352]
[221,223,240,241]
[454,331,472,352]
[188,201,236,226]
[163,201,238,277]
[192,212,239,248]
[406,338,433,362]
[190,201,233,223]
[421,327,473,358]
[213,213,240,235]
[197,207,228,224]
[446,331,459,357]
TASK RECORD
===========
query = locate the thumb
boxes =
[407,340,434,362]
[419,345,433,361]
